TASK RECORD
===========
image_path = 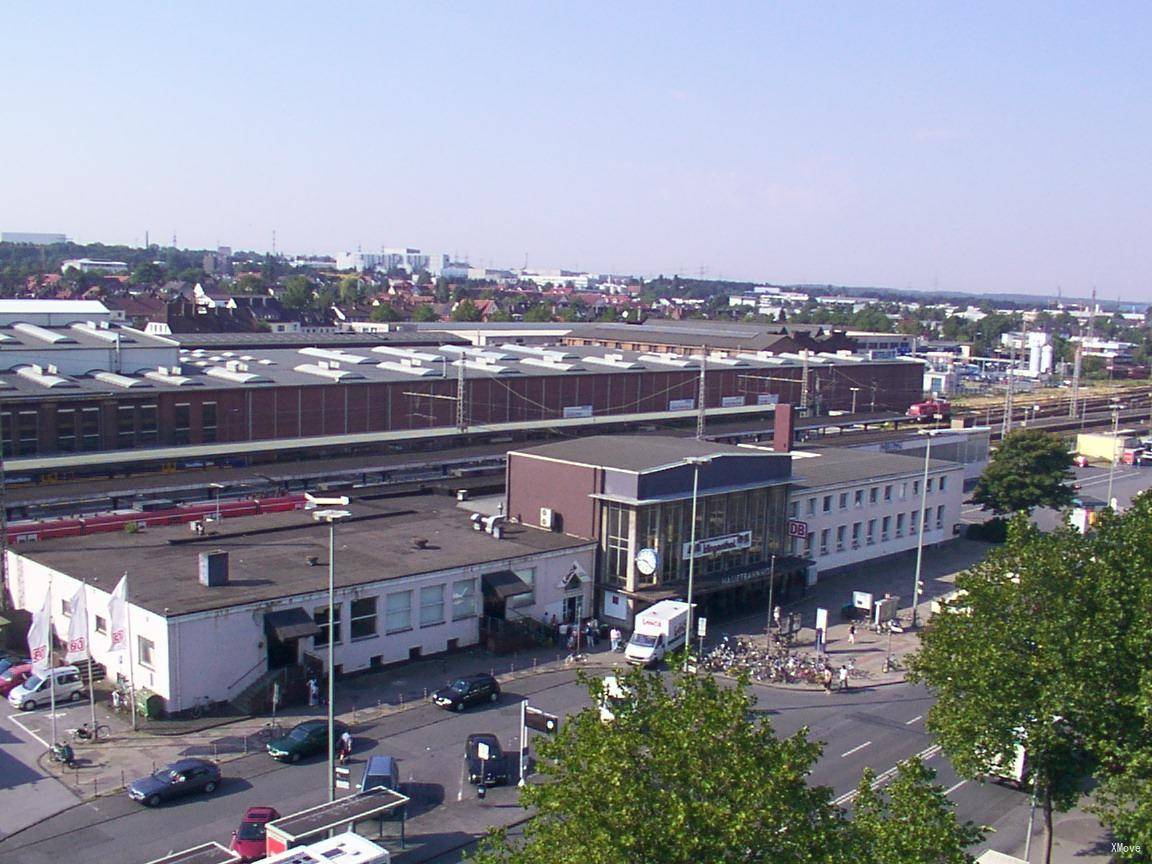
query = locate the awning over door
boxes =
[265,607,321,640]
[482,570,532,601]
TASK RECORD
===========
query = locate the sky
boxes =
[2,2,1150,300]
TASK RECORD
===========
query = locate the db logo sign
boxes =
[31,646,47,663]
[787,520,809,538]
[69,638,86,653]
[110,630,126,648]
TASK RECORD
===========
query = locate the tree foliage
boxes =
[411,304,438,322]
[971,429,1074,515]
[451,299,483,322]
[908,517,1110,862]
[852,758,982,863]
[471,667,983,864]
[280,275,314,309]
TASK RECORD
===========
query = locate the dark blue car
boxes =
[128,757,221,807]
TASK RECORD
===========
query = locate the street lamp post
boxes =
[208,482,225,523]
[1106,403,1125,510]
[765,553,777,646]
[307,494,351,803]
[850,387,860,415]
[683,455,712,671]
[910,430,937,629]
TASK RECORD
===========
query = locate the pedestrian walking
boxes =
[307,677,319,707]
[838,665,849,691]
[848,624,856,645]
[822,666,833,693]
[338,730,353,764]
[609,627,621,652]
[567,628,577,651]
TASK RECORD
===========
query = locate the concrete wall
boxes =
[506,454,601,539]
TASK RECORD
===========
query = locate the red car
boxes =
[230,806,280,861]
[0,664,32,697]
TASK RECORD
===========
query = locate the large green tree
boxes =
[471,668,984,864]
[451,299,483,322]
[852,758,983,863]
[472,668,844,864]
[971,429,1074,515]
[411,304,439,322]
[908,519,1097,863]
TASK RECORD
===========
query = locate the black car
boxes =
[266,719,350,763]
[465,733,510,786]
[432,673,500,712]
[128,757,222,807]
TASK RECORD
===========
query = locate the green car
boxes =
[267,719,349,763]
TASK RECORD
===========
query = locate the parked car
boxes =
[432,673,500,712]
[358,755,401,793]
[127,758,221,807]
[7,665,86,711]
[266,719,349,763]
[465,733,510,786]
[230,805,281,861]
[0,664,32,697]
[0,653,31,678]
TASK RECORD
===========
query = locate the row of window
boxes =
[1,403,183,456]
[793,505,949,557]
[312,578,479,646]
[790,476,949,519]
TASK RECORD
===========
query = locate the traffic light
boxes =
[525,707,559,734]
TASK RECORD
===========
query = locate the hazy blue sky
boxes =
[3,3,1149,299]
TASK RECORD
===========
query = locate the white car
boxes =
[7,665,86,711]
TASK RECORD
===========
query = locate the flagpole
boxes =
[83,584,96,734]
[123,574,138,732]
[48,580,57,747]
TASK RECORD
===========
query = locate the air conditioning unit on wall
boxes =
[539,507,554,529]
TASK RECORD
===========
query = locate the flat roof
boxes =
[510,435,782,473]
[16,493,593,617]
[789,447,958,490]
[0,339,909,400]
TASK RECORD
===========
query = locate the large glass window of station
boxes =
[602,486,788,590]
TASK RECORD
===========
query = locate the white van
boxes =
[598,675,633,723]
[8,665,86,711]
[624,600,690,667]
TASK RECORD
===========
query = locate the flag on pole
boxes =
[65,584,89,663]
[107,574,129,653]
[27,589,52,675]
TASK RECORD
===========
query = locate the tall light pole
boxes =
[765,553,777,646]
[1106,403,1125,510]
[208,482,225,523]
[910,430,937,629]
[307,494,351,802]
[850,387,860,415]
[683,455,712,670]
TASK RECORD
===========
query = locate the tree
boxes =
[412,304,438,322]
[129,261,164,285]
[280,275,313,309]
[338,277,363,305]
[523,303,554,322]
[451,299,483,322]
[470,667,846,864]
[971,429,1074,515]
[471,668,984,864]
[369,303,400,322]
[908,519,1097,864]
[851,758,983,863]
[434,277,450,303]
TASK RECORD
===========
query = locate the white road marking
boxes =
[944,780,967,795]
[457,757,467,802]
[8,713,50,749]
[841,741,872,758]
[834,743,943,806]
[905,715,922,725]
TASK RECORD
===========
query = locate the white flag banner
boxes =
[27,589,52,675]
[107,574,129,654]
[65,584,89,663]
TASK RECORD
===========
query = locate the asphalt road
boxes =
[0,672,1033,864]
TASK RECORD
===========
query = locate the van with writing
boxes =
[624,600,690,667]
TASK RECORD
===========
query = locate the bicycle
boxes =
[257,719,284,741]
[70,723,111,743]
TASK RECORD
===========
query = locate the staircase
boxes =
[231,665,309,716]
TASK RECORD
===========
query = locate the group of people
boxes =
[821,663,852,693]
[547,615,605,652]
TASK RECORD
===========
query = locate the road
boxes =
[0,672,1033,864]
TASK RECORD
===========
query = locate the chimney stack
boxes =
[198,550,229,587]
[773,403,794,453]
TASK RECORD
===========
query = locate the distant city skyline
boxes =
[3,2,1150,300]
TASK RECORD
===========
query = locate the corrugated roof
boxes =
[511,435,777,473]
